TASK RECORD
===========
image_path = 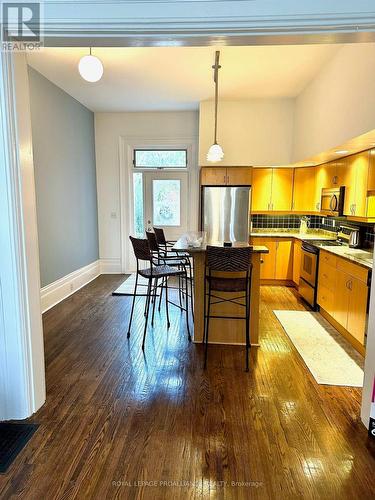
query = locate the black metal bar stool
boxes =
[127,236,190,350]
[146,231,192,335]
[153,226,194,320]
[203,245,253,371]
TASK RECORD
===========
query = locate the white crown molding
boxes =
[37,1,375,46]
[40,260,101,313]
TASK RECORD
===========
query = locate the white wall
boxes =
[293,43,375,162]
[199,99,294,166]
[94,111,199,270]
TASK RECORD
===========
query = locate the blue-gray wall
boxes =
[28,67,99,287]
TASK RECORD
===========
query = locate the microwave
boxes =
[320,186,345,216]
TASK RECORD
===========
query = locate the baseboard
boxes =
[40,260,100,313]
[100,258,122,274]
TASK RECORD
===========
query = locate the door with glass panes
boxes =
[132,149,189,241]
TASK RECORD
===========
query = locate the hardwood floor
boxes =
[1,276,374,499]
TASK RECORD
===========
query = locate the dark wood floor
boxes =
[1,276,374,500]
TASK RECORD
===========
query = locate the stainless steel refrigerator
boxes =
[201,186,251,243]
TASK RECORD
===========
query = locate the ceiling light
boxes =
[78,48,103,82]
[207,51,224,163]
[334,150,349,154]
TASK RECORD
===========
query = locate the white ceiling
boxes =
[27,44,343,112]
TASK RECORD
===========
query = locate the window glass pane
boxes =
[134,150,187,168]
[133,172,144,237]
[153,180,180,226]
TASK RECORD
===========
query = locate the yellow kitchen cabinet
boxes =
[272,169,294,211]
[275,239,293,280]
[367,148,375,190]
[200,167,252,186]
[343,152,369,217]
[316,161,336,189]
[252,168,273,211]
[292,167,316,212]
[201,167,227,186]
[367,149,375,217]
[251,237,293,281]
[226,167,252,185]
[346,277,368,344]
[293,239,302,285]
[252,168,293,212]
[335,157,347,187]
[253,237,277,279]
[333,268,368,345]
[318,252,369,348]
[333,269,351,328]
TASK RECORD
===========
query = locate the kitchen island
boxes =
[173,233,269,345]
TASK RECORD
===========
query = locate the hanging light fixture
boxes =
[207,51,224,163]
[78,48,103,82]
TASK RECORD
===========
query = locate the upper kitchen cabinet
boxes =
[226,167,253,185]
[252,168,293,212]
[315,158,346,190]
[251,168,273,211]
[292,167,316,212]
[200,167,227,185]
[272,169,294,211]
[367,149,375,191]
[342,151,369,217]
[200,167,252,186]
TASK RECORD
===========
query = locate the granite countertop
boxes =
[318,245,373,270]
[173,232,269,254]
[250,230,335,241]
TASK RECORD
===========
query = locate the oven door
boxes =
[300,248,318,287]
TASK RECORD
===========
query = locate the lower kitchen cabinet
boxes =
[275,239,293,280]
[251,237,293,281]
[347,278,368,344]
[317,250,369,348]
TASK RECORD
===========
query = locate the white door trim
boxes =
[0,52,45,420]
[119,136,199,273]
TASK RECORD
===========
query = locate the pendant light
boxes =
[207,51,224,162]
[78,48,103,83]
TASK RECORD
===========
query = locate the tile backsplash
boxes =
[251,214,375,248]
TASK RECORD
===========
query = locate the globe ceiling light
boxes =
[207,51,224,163]
[78,48,103,82]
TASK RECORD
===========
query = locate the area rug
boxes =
[273,310,364,387]
[0,422,38,473]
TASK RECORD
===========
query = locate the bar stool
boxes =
[203,245,253,371]
[153,226,194,320]
[127,236,190,350]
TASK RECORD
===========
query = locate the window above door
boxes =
[133,149,187,169]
